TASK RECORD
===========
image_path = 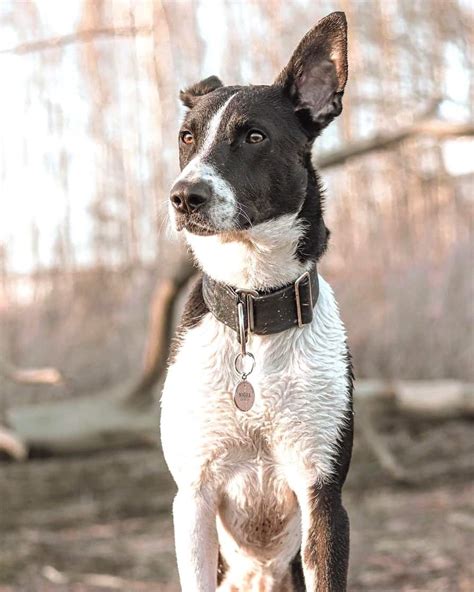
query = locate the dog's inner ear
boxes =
[275,11,348,134]
[180,75,223,108]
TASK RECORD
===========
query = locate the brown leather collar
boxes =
[202,267,319,336]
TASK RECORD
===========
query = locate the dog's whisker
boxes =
[234,203,252,228]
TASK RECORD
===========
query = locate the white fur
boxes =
[172,95,238,231]
[161,247,350,591]
[173,489,219,590]
[185,213,312,291]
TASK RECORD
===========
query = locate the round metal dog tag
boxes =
[233,380,255,412]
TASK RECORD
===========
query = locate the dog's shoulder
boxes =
[168,273,209,365]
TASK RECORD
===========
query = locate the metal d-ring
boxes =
[237,301,247,356]
[234,352,256,378]
[236,292,258,380]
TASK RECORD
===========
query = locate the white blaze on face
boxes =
[172,94,238,230]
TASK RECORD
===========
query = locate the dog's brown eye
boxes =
[180,131,194,145]
[246,130,266,144]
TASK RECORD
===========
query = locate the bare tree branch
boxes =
[318,119,474,169]
[127,260,196,406]
[0,26,153,55]
[0,426,27,460]
[0,358,63,386]
[358,401,412,483]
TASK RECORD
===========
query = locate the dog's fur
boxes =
[161,12,353,592]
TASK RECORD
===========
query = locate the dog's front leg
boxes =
[173,488,218,592]
[297,483,349,592]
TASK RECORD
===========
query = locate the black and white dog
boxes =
[161,12,353,592]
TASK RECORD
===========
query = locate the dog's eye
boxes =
[246,130,266,144]
[180,131,194,145]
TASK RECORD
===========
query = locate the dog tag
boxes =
[233,380,255,412]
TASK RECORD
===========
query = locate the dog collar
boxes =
[202,267,319,336]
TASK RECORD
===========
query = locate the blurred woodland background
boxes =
[0,1,473,591]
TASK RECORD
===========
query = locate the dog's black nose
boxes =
[170,180,211,214]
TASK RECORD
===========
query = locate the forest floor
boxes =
[0,413,473,592]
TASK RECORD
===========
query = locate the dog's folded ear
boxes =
[275,11,348,135]
[180,75,224,108]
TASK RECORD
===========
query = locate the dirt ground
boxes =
[1,415,473,592]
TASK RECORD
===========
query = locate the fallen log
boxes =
[355,379,474,418]
[6,381,158,456]
[4,379,473,457]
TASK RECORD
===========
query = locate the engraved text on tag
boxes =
[233,380,255,412]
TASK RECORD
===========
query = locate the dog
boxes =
[161,11,353,592]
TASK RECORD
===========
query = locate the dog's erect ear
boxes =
[275,12,348,134]
[179,75,223,108]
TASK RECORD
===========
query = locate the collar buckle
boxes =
[294,271,313,328]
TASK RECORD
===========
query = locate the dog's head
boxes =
[169,12,347,257]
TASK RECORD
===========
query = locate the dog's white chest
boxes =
[161,274,351,579]
[161,276,350,491]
